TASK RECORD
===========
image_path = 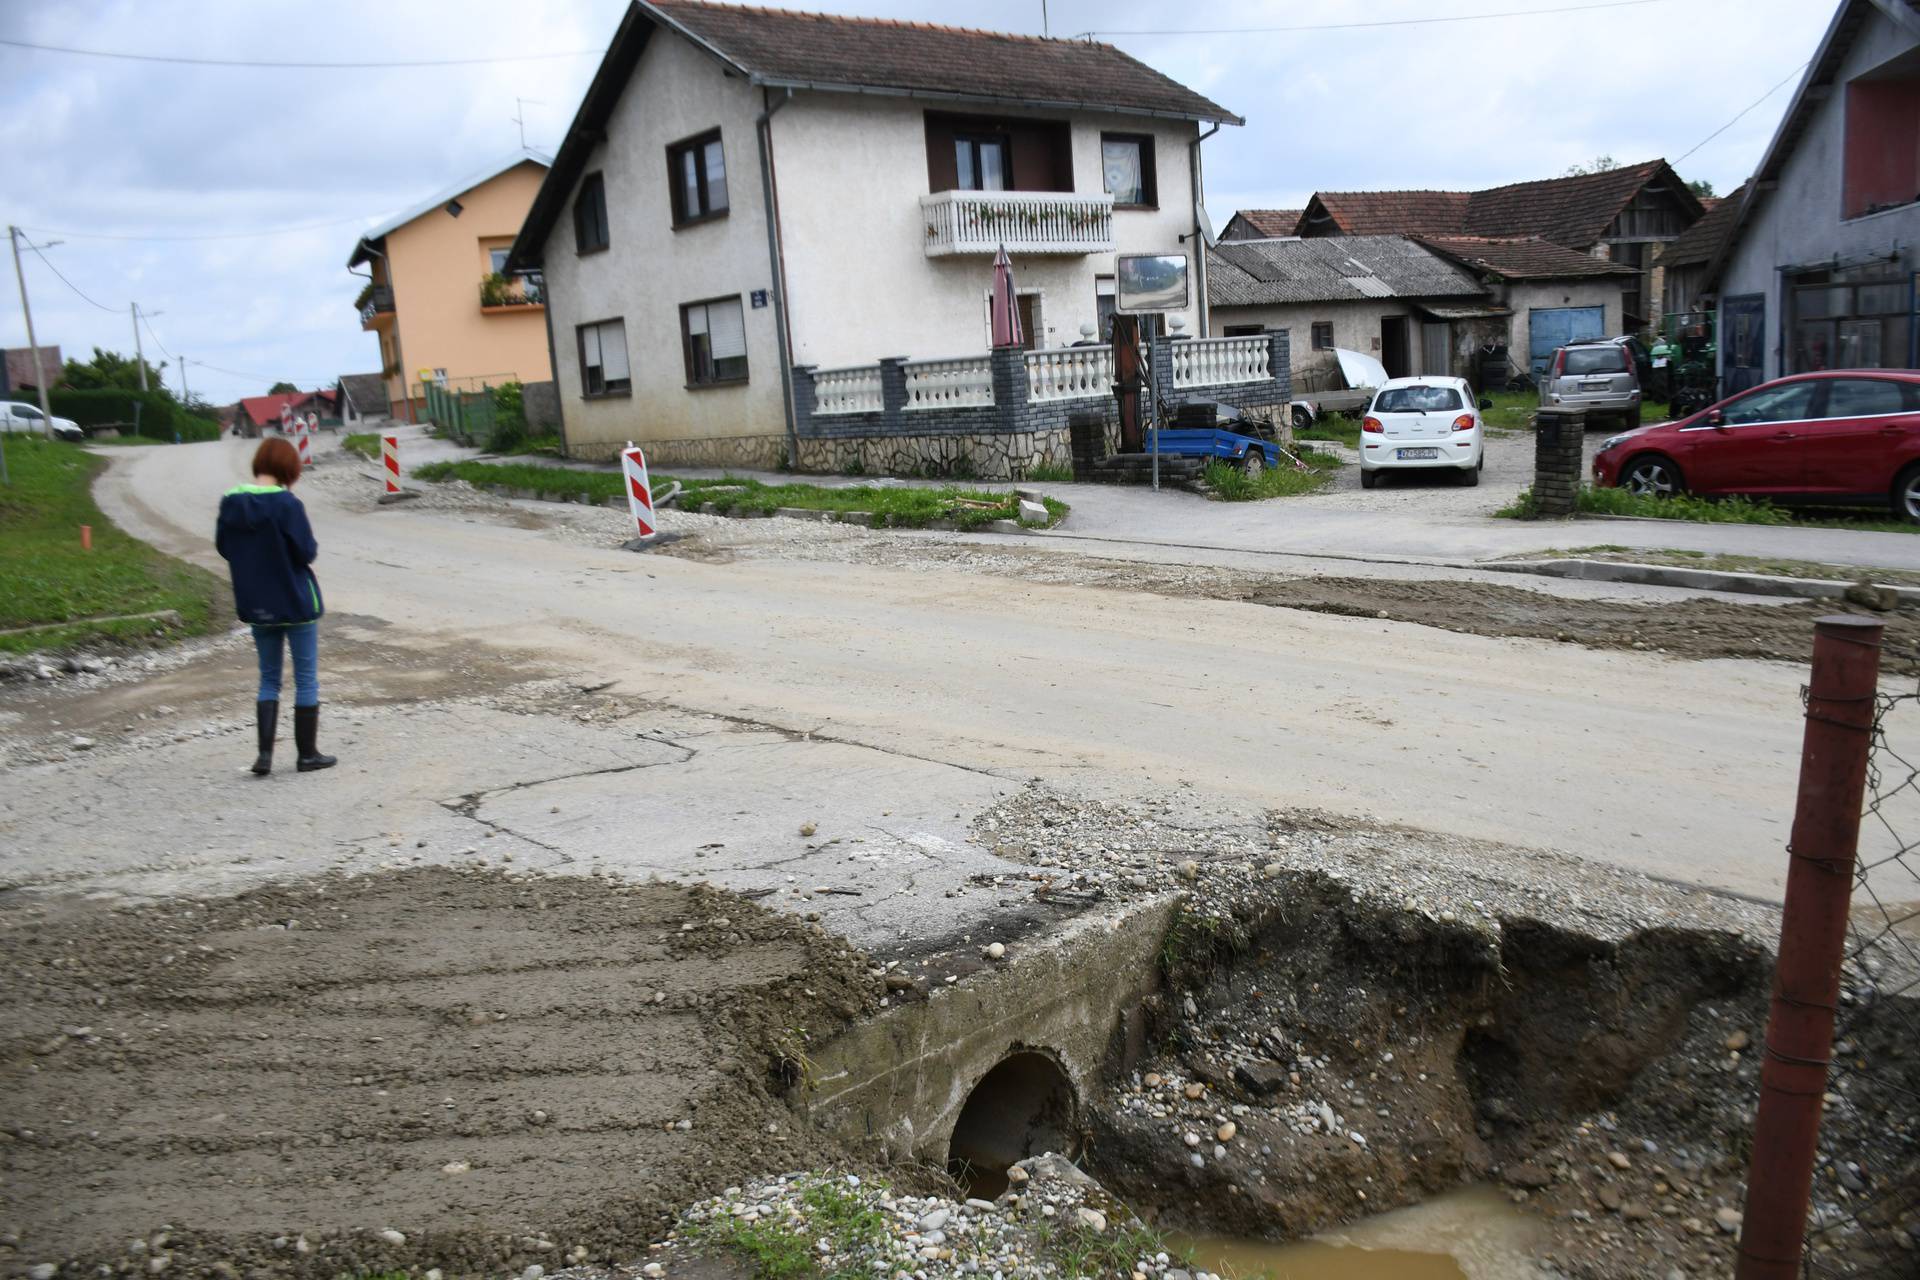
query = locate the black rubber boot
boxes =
[252,700,278,776]
[293,704,336,772]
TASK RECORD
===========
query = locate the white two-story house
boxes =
[509,0,1242,468]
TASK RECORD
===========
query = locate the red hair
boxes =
[251,437,301,486]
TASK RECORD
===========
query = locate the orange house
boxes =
[348,150,553,421]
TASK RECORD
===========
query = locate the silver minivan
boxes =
[1540,341,1642,429]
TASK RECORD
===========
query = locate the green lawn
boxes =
[342,432,380,460]
[1294,412,1361,449]
[1203,449,1342,501]
[0,439,225,654]
[410,459,1068,529]
[1479,390,1673,434]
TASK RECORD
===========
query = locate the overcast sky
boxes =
[1,0,1833,403]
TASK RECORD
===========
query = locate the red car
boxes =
[1591,370,1920,520]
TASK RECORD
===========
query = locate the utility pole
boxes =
[8,225,57,439]
[131,302,149,392]
[179,357,190,405]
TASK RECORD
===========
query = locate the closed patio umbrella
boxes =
[989,244,1022,349]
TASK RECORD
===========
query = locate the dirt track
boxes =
[0,871,877,1277]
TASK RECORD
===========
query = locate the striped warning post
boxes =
[381,435,401,494]
[295,422,312,468]
[622,441,654,539]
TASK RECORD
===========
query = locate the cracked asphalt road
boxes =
[0,435,1845,907]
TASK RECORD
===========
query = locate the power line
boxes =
[25,241,120,313]
[184,357,337,387]
[1674,60,1809,166]
[1075,0,1664,37]
[21,211,377,243]
[139,311,175,361]
[0,36,599,70]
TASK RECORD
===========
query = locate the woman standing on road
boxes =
[215,437,337,776]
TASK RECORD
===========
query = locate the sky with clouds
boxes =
[0,0,1834,404]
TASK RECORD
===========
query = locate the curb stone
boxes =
[1478,557,1920,605]
[459,480,1061,534]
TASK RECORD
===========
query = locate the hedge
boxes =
[10,388,221,442]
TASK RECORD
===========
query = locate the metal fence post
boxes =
[1736,614,1884,1280]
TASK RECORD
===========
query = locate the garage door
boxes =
[1529,306,1606,375]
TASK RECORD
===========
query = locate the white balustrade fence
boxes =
[813,364,883,414]
[920,190,1115,256]
[904,356,995,410]
[1172,335,1271,389]
[1025,346,1113,402]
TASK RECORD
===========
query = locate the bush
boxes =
[485,381,527,453]
[17,388,219,443]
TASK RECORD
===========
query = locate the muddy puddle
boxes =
[1176,1188,1545,1279]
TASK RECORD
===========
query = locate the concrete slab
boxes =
[473,735,1029,953]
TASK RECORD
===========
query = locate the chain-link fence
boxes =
[1797,653,1920,1274]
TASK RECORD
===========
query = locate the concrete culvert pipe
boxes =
[947,1051,1078,1198]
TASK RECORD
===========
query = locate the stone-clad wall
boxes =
[568,433,785,468]
[791,331,1290,481]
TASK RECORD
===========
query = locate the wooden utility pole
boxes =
[8,225,57,439]
[131,303,149,392]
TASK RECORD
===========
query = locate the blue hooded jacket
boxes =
[214,484,324,625]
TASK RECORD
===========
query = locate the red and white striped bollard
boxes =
[381,434,401,494]
[622,441,655,539]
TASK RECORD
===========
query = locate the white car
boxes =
[0,400,83,442]
[1358,376,1488,488]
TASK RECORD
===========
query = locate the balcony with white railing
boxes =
[1024,346,1112,402]
[904,356,994,410]
[1172,335,1271,389]
[920,190,1114,257]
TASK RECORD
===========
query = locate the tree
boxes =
[1562,155,1620,177]
[268,381,299,394]
[1686,177,1716,199]
[61,346,167,393]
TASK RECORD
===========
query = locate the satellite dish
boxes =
[1195,203,1219,249]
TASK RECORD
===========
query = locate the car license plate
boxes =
[1396,447,1439,460]
[1580,380,1610,391]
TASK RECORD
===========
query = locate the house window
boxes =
[955,135,1011,191]
[488,247,511,274]
[1100,134,1156,208]
[668,130,729,225]
[1223,324,1266,337]
[574,172,609,253]
[577,318,630,397]
[682,296,748,386]
[1311,322,1334,350]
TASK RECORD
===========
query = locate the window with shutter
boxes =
[681,297,749,386]
[576,318,630,397]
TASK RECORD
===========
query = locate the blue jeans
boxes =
[252,623,319,707]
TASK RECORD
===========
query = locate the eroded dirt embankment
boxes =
[1085,876,1916,1279]
[965,789,1919,1279]
[0,870,884,1280]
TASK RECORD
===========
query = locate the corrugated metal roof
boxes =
[1206,235,1484,307]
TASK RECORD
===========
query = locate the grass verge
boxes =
[410,459,1069,529]
[342,432,380,461]
[1496,484,1791,525]
[0,439,224,655]
[1202,450,1342,501]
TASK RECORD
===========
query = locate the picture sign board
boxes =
[1115,253,1190,315]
